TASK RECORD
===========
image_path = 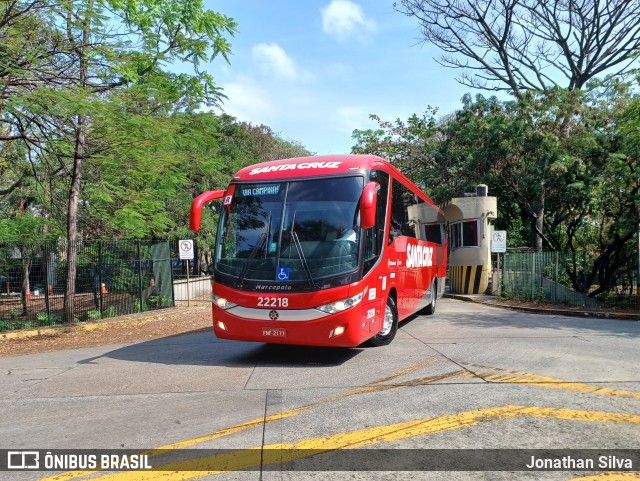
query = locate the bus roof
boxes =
[232,154,391,181]
[231,154,437,207]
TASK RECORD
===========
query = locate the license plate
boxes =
[262,327,286,338]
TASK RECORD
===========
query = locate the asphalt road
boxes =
[1,299,639,481]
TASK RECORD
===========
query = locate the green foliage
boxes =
[80,307,119,321]
[353,80,639,297]
[147,295,172,309]
[0,1,310,260]
[86,310,102,320]
[36,312,63,324]
[0,320,39,331]
[134,300,148,313]
[0,0,236,323]
[352,109,449,201]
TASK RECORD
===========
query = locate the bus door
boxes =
[363,169,391,334]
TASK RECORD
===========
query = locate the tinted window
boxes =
[450,220,479,248]
[390,179,422,242]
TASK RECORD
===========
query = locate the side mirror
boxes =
[360,182,379,230]
[190,190,225,232]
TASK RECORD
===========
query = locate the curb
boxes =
[443,293,640,321]
[0,304,209,341]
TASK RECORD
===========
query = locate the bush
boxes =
[36,312,63,325]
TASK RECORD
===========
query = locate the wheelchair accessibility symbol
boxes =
[277,267,291,281]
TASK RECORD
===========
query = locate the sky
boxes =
[204,0,473,155]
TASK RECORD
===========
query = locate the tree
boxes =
[238,122,312,162]
[397,0,640,251]
[395,0,640,95]
[351,110,453,199]
[352,80,639,296]
[0,1,67,106]
[184,116,311,274]
[1,0,236,321]
[440,87,638,295]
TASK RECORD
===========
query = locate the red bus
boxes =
[190,154,447,347]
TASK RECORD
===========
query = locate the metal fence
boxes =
[501,251,639,310]
[0,240,187,331]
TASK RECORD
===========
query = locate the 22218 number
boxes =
[257,297,289,307]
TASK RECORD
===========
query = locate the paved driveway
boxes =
[1,299,639,480]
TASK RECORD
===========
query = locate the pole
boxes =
[496,252,500,295]
[186,259,191,307]
[501,253,505,294]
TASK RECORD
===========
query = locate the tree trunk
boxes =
[63,0,92,322]
[21,254,31,317]
[530,197,545,252]
[64,119,85,322]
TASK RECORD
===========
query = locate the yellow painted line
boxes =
[34,362,638,481]
[157,357,450,451]
[569,474,640,480]
[366,356,441,385]
[35,357,454,481]
[465,364,640,400]
[38,405,640,481]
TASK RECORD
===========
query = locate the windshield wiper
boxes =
[236,212,272,288]
[289,211,318,289]
[236,233,266,288]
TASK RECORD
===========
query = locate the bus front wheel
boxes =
[367,296,398,347]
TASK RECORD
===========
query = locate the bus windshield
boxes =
[216,176,364,289]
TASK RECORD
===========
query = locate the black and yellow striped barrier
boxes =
[449,265,488,294]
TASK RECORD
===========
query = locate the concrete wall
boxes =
[173,276,212,301]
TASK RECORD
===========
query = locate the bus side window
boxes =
[364,171,389,272]
[390,179,419,243]
[423,223,444,245]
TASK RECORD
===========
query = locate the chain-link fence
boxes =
[500,251,639,310]
[0,240,180,331]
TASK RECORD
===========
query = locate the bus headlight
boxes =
[316,289,366,314]
[213,294,237,310]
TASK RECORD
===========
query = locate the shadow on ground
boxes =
[95,330,363,367]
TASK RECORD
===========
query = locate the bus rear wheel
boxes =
[424,279,437,315]
[367,296,398,347]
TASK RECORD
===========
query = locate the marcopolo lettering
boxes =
[249,161,342,175]
[406,244,433,268]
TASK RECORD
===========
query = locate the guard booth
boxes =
[442,185,497,294]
